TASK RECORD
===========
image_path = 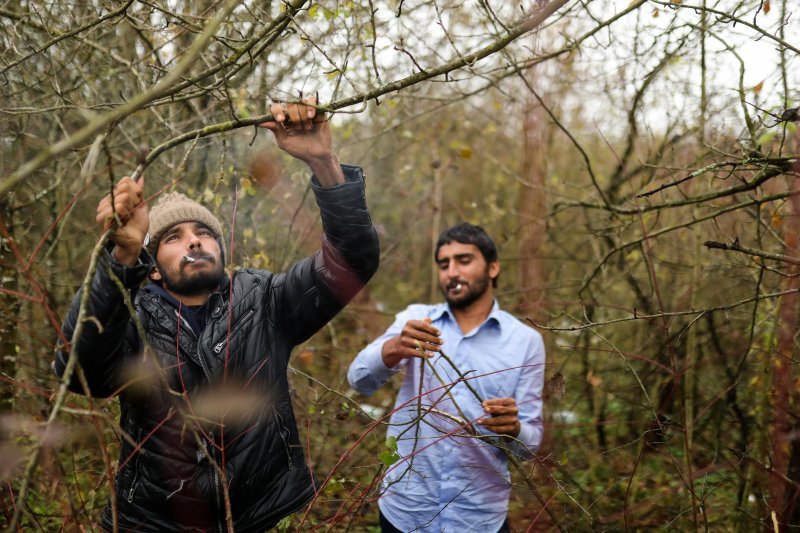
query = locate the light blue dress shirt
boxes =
[348,301,545,533]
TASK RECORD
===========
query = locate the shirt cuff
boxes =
[517,423,535,449]
[365,342,403,381]
[505,423,537,459]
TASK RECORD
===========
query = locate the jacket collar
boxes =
[142,277,231,310]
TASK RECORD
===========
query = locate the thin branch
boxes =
[0,1,136,76]
[651,1,800,56]
[704,239,800,266]
[531,288,800,332]
[0,0,243,196]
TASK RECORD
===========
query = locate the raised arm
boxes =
[347,306,439,395]
[259,98,380,346]
[259,97,344,188]
[54,176,152,397]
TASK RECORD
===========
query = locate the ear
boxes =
[149,266,162,282]
[488,260,500,282]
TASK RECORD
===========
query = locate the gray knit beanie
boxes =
[145,192,226,258]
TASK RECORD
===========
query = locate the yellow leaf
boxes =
[753,80,764,94]
[587,371,602,388]
[652,8,659,17]
[763,0,770,14]
[771,212,782,228]
[459,147,473,159]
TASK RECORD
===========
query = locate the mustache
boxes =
[446,280,465,292]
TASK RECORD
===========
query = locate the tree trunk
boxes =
[771,149,800,529]
[0,204,18,413]
[518,92,547,323]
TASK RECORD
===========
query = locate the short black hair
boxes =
[435,223,498,263]
[435,223,499,287]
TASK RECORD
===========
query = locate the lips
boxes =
[447,281,465,294]
[183,254,215,266]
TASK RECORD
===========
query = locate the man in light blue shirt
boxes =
[348,223,545,533]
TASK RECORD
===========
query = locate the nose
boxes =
[446,262,460,279]
[187,231,202,249]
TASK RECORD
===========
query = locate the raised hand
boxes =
[259,96,345,188]
[95,175,148,265]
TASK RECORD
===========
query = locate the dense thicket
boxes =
[1,0,798,530]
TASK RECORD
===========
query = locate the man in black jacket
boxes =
[54,99,380,532]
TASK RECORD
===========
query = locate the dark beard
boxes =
[442,270,490,309]
[157,260,225,297]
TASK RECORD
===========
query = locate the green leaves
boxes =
[378,436,401,466]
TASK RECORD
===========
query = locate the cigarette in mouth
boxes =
[184,255,196,263]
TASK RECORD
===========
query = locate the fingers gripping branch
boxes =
[258,94,344,187]
[381,318,443,369]
[96,174,149,266]
[478,397,522,438]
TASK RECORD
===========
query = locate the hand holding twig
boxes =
[477,397,521,438]
[95,175,148,265]
[259,94,344,187]
[381,318,443,368]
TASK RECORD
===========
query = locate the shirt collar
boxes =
[486,300,502,326]
[435,300,503,330]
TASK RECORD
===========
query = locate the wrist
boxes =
[111,245,140,266]
[381,337,403,369]
[503,421,521,440]
[306,153,344,187]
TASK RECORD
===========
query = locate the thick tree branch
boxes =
[0,0,243,197]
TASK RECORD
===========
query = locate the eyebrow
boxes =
[162,227,182,240]
[162,223,209,240]
[437,253,475,263]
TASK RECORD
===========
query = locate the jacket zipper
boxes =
[171,309,214,383]
[212,308,255,354]
[273,409,294,469]
[149,329,174,345]
[146,298,220,526]
[198,326,223,532]
[150,328,213,383]
[208,438,225,533]
[126,428,143,503]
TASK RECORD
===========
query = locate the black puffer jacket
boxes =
[54,166,379,532]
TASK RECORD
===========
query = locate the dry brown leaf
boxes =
[547,371,566,400]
